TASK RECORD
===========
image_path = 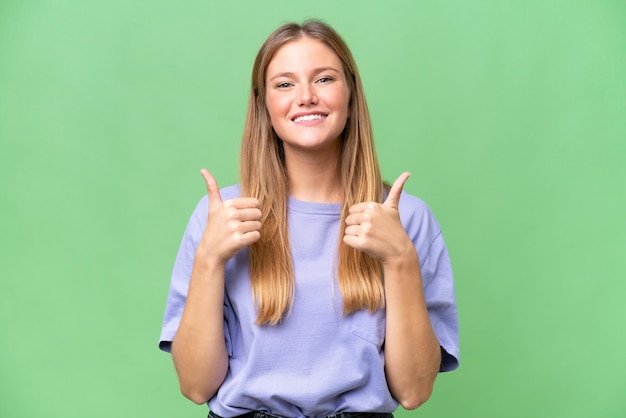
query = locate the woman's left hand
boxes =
[343,172,415,265]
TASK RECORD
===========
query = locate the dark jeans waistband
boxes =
[209,411,393,418]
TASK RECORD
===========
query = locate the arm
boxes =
[172,258,229,404]
[381,244,441,409]
[172,170,261,404]
[343,172,441,409]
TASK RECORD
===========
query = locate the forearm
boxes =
[172,259,229,404]
[383,250,441,410]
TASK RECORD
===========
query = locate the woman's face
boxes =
[264,37,350,156]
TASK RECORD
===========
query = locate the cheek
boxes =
[265,94,289,125]
[333,88,351,117]
[337,98,351,124]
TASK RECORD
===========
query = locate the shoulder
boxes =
[397,190,430,214]
[397,190,440,232]
[396,190,447,260]
[190,184,241,215]
[219,184,242,200]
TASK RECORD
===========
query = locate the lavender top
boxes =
[159,185,459,417]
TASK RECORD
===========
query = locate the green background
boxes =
[1,0,625,417]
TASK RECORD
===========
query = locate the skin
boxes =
[344,172,441,409]
[171,37,441,409]
[265,36,350,202]
[172,169,261,404]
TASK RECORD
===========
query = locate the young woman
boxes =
[159,20,459,418]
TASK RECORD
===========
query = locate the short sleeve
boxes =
[399,192,459,372]
[159,188,239,356]
[158,197,207,353]
[421,233,459,372]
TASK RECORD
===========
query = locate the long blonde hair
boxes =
[240,20,384,325]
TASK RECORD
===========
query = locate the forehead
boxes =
[266,37,343,77]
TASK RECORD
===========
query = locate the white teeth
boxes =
[293,114,325,122]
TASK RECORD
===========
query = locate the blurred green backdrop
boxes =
[1,0,625,417]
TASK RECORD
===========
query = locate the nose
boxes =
[297,84,318,106]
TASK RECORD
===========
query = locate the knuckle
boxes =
[226,208,240,221]
[232,234,246,248]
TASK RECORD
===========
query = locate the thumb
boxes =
[384,172,410,209]
[200,169,223,205]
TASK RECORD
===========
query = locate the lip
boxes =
[290,111,329,122]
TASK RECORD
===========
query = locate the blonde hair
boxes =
[240,20,384,325]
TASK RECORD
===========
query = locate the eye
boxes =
[276,82,293,88]
[316,76,333,84]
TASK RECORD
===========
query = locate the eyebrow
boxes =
[268,66,341,82]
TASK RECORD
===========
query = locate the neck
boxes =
[284,147,342,203]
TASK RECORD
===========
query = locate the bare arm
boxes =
[343,172,441,409]
[381,246,441,409]
[172,170,261,404]
[172,258,229,404]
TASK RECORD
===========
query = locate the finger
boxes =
[239,230,261,247]
[227,207,262,221]
[343,234,363,251]
[239,220,262,234]
[227,198,261,210]
[345,212,368,226]
[384,172,411,209]
[348,201,375,214]
[200,169,223,205]
[344,225,361,237]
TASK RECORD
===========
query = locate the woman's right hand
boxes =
[196,169,262,266]
[173,169,251,404]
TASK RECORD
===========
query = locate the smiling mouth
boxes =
[292,114,327,123]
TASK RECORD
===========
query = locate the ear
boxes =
[254,87,265,108]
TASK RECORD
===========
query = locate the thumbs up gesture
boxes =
[196,169,262,266]
[343,172,414,265]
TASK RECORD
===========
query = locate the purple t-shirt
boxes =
[159,185,459,417]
